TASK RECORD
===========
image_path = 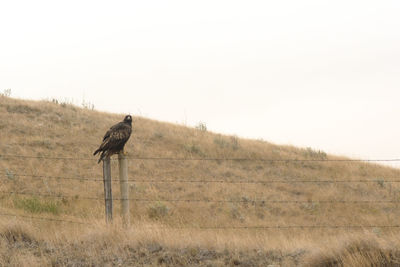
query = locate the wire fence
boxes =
[0,212,87,225]
[1,153,400,162]
[1,153,400,229]
[4,211,400,229]
[4,173,400,183]
[3,190,400,203]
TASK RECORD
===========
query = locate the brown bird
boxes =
[93,115,132,163]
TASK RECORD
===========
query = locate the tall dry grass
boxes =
[1,95,400,265]
[1,219,400,266]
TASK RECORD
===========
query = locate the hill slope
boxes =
[1,96,400,266]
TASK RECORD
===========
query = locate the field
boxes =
[1,96,400,266]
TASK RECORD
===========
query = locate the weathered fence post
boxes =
[118,153,130,226]
[103,157,113,223]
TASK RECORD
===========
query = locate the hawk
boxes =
[93,115,132,163]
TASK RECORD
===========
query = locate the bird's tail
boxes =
[97,153,103,164]
[97,151,108,164]
[93,148,101,156]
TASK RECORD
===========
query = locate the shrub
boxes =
[195,122,207,132]
[214,135,240,150]
[81,99,95,110]
[214,136,229,148]
[0,89,11,97]
[29,140,54,149]
[5,169,14,180]
[230,135,240,150]
[184,143,204,156]
[230,204,245,222]
[13,197,61,215]
[153,132,164,139]
[147,202,169,220]
[303,147,327,159]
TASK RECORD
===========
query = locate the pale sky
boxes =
[1,0,400,163]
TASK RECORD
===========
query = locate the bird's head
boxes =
[123,115,133,124]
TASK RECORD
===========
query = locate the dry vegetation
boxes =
[1,96,400,266]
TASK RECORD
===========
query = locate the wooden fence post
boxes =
[103,157,113,223]
[118,153,130,226]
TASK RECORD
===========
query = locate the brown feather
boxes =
[94,115,132,163]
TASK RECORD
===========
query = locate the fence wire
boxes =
[1,154,400,162]
[1,191,400,204]
[2,153,400,229]
[1,212,400,229]
[0,212,87,225]
[3,173,400,184]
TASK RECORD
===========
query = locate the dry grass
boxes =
[304,233,400,266]
[1,95,400,266]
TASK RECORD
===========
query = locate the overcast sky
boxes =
[1,0,399,162]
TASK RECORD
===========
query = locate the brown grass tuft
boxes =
[305,236,400,267]
[0,224,37,245]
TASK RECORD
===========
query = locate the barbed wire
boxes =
[1,154,399,162]
[1,212,400,229]
[0,154,95,161]
[123,199,400,204]
[2,173,400,184]
[2,153,400,229]
[0,191,100,200]
[2,173,102,181]
[177,225,400,229]
[1,191,399,204]
[0,212,87,225]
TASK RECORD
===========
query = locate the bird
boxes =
[93,115,132,163]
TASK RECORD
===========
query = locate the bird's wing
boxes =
[102,123,120,141]
[109,126,131,143]
[100,123,131,149]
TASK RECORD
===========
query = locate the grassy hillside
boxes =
[1,95,400,266]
